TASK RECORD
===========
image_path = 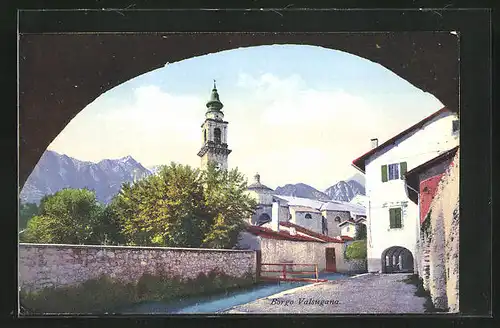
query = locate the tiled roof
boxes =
[340,235,354,241]
[352,107,452,173]
[245,225,324,242]
[279,221,345,243]
[289,205,321,213]
[272,195,325,210]
[339,219,357,227]
[320,201,366,215]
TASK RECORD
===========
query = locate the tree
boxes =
[345,239,367,260]
[201,162,257,248]
[113,163,210,247]
[19,202,39,231]
[111,162,257,249]
[354,223,367,240]
[20,188,119,245]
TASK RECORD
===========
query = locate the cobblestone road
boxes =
[224,273,427,314]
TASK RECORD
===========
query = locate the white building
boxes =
[351,106,459,273]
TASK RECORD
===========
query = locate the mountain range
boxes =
[20,151,365,205]
[274,179,365,203]
[19,150,151,204]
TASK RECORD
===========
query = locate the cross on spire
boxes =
[213,79,217,90]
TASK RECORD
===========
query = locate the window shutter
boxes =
[395,208,402,228]
[381,165,388,182]
[389,208,395,228]
[400,162,407,179]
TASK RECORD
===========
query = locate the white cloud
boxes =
[49,71,442,191]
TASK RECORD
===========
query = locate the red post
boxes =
[282,264,287,280]
[315,264,319,282]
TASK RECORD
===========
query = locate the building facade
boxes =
[352,107,459,273]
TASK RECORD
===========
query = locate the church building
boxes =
[197,81,232,170]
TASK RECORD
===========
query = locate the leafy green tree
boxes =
[19,202,39,231]
[113,163,209,247]
[354,223,367,240]
[112,161,257,249]
[345,239,367,260]
[201,162,257,248]
[20,188,120,245]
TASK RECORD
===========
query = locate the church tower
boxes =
[197,81,231,170]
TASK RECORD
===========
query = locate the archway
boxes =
[18,32,459,187]
[381,246,414,273]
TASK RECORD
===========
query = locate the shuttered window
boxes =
[381,162,407,182]
[399,162,407,179]
[381,165,388,182]
[389,208,402,228]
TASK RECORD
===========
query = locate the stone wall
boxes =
[419,149,459,312]
[19,243,257,293]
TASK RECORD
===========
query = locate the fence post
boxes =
[315,264,318,282]
[282,264,287,280]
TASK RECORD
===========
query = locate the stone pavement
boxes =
[224,273,427,314]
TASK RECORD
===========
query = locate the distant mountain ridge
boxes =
[274,183,332,202]
[274,178,365,203]
[324,180,365,202]
[20,151,366,205]
[20,150,152,204]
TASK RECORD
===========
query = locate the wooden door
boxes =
[325,247,337,272]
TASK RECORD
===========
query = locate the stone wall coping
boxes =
[19,243,256,253]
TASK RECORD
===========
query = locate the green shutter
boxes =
[400,162,407,179]
[381,165,388,182]
[395,208,402,228]
[389,208,395,228]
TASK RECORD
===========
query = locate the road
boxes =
[224,273,427,314]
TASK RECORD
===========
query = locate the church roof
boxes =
[247,173,274,192]
[206,80,224,111]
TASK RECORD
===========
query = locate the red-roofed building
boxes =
[351,106,459,274]
[237,221,351,274]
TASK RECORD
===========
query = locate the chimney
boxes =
[370,138,379,149]
[271,201,280,232]
[254,173,261,184]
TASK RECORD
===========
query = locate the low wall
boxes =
[419,149,459,312]
[19,243,257,293]
[344,259,367,273]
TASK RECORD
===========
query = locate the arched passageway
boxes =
[18,32,458,187]
[381,246,414,273]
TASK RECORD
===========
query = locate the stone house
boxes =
[236,221,350,273]
[351,106,459,274]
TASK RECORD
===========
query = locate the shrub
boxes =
[20,269,256,314]
[345,240,367,260]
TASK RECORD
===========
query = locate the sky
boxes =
[47,44,444,191]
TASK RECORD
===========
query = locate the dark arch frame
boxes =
[381,246,414,274]
[304,213,313,219]
[18,30,459,187]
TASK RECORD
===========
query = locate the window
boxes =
[389,208,402,229]
[214,128,222,144]
[334,216,341,222]
[381,162,407,182]
[346,226,350,232]
[203,129,207,143]
[305,214,312,219]
[452,120,459,134]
